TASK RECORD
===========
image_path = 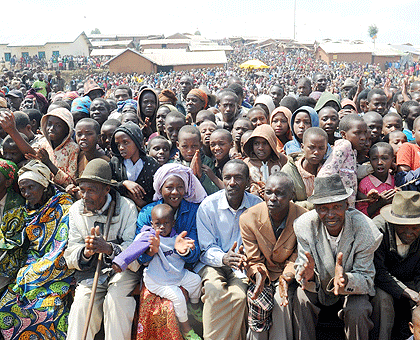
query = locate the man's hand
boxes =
[333,252,349,295]
[222,241,247,270]
[250,268,267,300]
[146,230,160,256]
[403,287,420,304]
[297,251,315,290]
[84,226,113,257]
[278,272,294,306]
[0,110,17,134]
[175,231,195,254]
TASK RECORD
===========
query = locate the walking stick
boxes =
[81,200,116,340]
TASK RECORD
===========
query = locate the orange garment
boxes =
[396,142,420,170]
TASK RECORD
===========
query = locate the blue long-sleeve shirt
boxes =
[136,199,200,267]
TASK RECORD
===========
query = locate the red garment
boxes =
[396,142,420,170]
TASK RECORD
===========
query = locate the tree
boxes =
[91,28,101,34]
[368,24,378,47]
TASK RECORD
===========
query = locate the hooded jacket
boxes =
[137,88,159,137]
[284,106,319,155]
[243,124,287,196]
[314,92,342,112]
[110,122,159,204]
[37,108,79,186]
[254,94,275,115]
[269,106,293,151]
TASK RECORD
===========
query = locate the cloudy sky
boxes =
[2,0,419,45]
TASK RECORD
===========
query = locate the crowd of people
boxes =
[1,45,420,340]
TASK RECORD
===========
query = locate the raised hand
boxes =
[222,241,247,270]
[175,230,195,255]
[147,229,160,256]
[334,252,348,295]
[0,110,17,134]
[190,150,202,178]
[297,251,315,290]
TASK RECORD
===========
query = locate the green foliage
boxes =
[91,28,101,35]
[368,24,378,39]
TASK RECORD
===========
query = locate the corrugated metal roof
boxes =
[91,49,124,56]
[189,45,233,51]
[319,42,372,54]
[91,40,133,47]
[139,39,192,46]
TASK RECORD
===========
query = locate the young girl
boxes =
[110,121,160,208]
[356,142,396,217]
[318,114,368,207]
[243,124,287,197]
[269,106,292,150]
[284,106,319,155]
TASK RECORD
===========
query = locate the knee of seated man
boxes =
[343,296,372,317]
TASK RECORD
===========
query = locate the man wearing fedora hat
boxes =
[371,191,420,340]
[64,158,140,340]
[293,174,383,340]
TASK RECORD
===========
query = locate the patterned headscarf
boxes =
[0,159,18,182]
[187,89,208,108]
[63,91,80,101]
[117,99,138,113]
[71,96,92,114]
[152,163,207,204]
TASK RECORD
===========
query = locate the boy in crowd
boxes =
[165,111,186,160]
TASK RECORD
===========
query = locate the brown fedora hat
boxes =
[307,174,353,205]
[380,191,420,225]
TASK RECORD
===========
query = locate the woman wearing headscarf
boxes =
[0,160,74,340]
[135,163,207,340]
[0,159,25,293]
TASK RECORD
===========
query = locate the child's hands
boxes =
[367,189,380,202]
[379,188,398,204]
[143,117,151,129]
[202,164,215,180]
[123,180,146,200]
[174,230,195,255]
[185,113,193,125]
[26,148,51,165]
[146,230,160,256]
[112,263,122,273]
[66,184,81,200]
[0,110,17,134]
[190,150,202,178]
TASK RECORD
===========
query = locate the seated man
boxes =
[371,191,420,340]
[64,159,139,340]
[196,159,262,340]
[240,172,307,340]
[293,174,383,340]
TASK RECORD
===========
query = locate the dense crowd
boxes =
[1,46,420,340]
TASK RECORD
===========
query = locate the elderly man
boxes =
[371,191,420,340]
[293,174,383,340]
[196,159,262,340]
[177,75,194,115]
[64,159,139,340]
[240,172,307,340]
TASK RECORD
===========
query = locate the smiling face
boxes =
[75,122,99,153]
[368,94,387,115]
[114,131,140,162]
[252,137,272,161]
[210,132,232,162]
[395,224,420,245]
[315,200,348,236]
[148,139,170,166]
[160,175,185,210]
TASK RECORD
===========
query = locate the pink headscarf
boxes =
[153,163,207,204]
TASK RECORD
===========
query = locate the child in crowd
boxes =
[382,112,403,136]
[110,121,160,208]
[254,94,275,117]
[356,142,396,217]
[172,125,219,195]
[147,136,171,166]
[22,108,42,134]
[243,124,287,197]
[195,110,216,126]
[121,112,140,125]
[90,98,110,126]
[112,204,202,340]
[13,111,41,146]
[198,120,217,158]
[99,119,121,157]
[401,101,420,142]
[318,114,368,207]
[155,105,174,137]
[165,111,186,160]
[2,134,28,167]
[269,106,292,150]
[71,96,91,125]
[208,129,232,187]
[357,130,372,165]
[318,107,340,146]
[230,118,252,159]
[363,111,383,144]
[397,116,420,171]
[240,130,253,159]
[284,106,319,155]
[247,107,268,129]
[386,130,407,155]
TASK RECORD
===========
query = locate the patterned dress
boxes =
[0,191,74,340]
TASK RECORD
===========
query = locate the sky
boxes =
[2,0,420,45]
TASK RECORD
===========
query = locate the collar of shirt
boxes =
[296,157,320,179]
[218,190,251,212]
[395,232,410,258]
[324,224,343,256]
[96,194,112,215]
[124,158,144,182]
[368,174,393,187]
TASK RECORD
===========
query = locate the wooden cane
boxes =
[81,200,116,340]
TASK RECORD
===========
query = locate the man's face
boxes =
[395,224,420,245]
[186,94,204,115]
[222,163,248,204]
[180,77,193,97]
[315,200,348,236]
[9,96,22,110]
[264,177,292,217]
[269,86,284,107]
[314,74,327,92]
[115,89,130,102]
[219,96,237,123]
[141,92,157,117]
[79,181,110,212]
[297,80,311,97]
[90,99,109,126]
